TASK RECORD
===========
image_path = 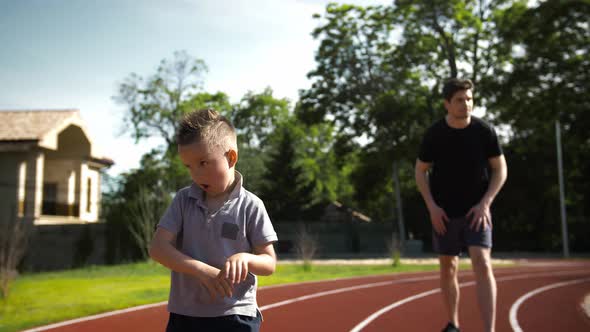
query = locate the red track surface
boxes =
[25,260,590,332]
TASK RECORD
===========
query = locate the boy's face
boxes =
[178,141,237,198]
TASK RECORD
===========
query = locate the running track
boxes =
[23,260,590,332]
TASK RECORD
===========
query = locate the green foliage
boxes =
[392,249,401,268]
[114,50,209,147]
[259,121,317,221]
[297,0,590,252]
[106,0,590,257]
[0,218,29,300]
[489,0,590,251]
[103,150,178,263]
[231,87,290,147]
[301,261,313,272]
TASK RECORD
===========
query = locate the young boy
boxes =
[149,108,278,332]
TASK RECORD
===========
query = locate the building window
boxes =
[87,178,92,213]
[42,183,58,215]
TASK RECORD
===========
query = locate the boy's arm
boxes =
[149,227,233,298]
[223,242,277,284]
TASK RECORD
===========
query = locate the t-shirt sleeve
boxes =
[157,191,183,235]
[418,127,435,163]
[485,125,503,158]
[246,198,278,248]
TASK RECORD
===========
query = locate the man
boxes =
[415,78,507,332]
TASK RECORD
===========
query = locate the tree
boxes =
[300,1,517,136]
[297,1,525,245]
[115,50,208,148]
[228,88,291,195]
[103,150,173,263]
[231,87,290,148]
[258,114,354,222]
[299,4,397,132]
[127,186,171,259]
[0,216,30,299]
[259,120,315,222]
[489,0,590,251]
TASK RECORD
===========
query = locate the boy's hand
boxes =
[198,265,233,301]
[223,253,251,284]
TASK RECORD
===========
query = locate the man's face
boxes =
[444,89,473,120]
[178,141,234,198]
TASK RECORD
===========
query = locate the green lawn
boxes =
[0,260,474,332]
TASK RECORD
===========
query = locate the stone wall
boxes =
[19,221,423,271]
[273,222,423,258]
[22,223,107,271]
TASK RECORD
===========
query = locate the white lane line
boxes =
[21,265,582,331]
[509,277,590,332]
[350,270,590,332]
[21,301,168,332]
[21,271,458,332]
[260,275,441,311]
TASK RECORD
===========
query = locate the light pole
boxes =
[555,120,569,258]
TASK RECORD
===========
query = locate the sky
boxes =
[0,0,391,176]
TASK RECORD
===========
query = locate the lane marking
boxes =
[21,265,587,331]
[350,270,590,332]
[260,275,441,311]
[21,301,168,332]
[509,277,590,332]
[21,271,461,332]
[258,266,542,311]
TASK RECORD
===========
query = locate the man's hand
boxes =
[223,253,251,284]
[466,202,492,231]
[198,265,233,301]
[429,203,449,235]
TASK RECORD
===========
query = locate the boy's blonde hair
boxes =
[176,109,237,152]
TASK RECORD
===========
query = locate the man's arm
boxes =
[415,159,449,235]
[222,242,277,284]
[481,155,508,206]
[149,227,233,298]
[467,154,508,230]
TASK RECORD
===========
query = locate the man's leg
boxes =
[439,255,460,328]
[468,246,496,332]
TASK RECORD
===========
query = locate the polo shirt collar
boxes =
[188,171,244,204]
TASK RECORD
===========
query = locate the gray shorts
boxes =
[432,217,492,256]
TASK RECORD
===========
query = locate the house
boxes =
[0,109,113,225]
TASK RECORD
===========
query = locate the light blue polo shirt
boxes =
[157,172,278,318]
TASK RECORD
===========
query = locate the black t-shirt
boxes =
[418,116,503,218]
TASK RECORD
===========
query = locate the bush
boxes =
[0,218,30,299]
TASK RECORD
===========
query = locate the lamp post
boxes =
[555,120,569,258]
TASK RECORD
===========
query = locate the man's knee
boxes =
[469,247,493,274]
[440,256,459,279]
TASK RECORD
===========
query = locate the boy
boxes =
[149,108,278,332]
[415,78,507,332]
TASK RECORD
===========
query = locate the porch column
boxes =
[24,150,44,223]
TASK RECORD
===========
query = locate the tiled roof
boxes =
[0,109,79,141]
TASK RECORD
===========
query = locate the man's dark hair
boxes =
[442,78,474,101]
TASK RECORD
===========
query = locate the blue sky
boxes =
[0,0,390,175]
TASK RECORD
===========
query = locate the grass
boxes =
[0,260,477,332]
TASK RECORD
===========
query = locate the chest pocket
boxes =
[221,222,239,240]
[214,211,247,241]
